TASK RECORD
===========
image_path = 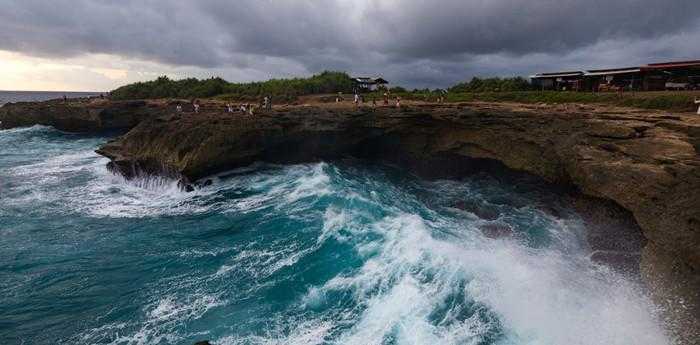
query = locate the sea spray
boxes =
[0,126,669,344]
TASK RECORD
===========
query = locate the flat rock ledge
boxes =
[4,99,699,343]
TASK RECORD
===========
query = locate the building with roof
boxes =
[352,77,389,93]
[583,67,642,92]
[529,71,584,91]
[640,60,700,91]
[530,60,700,92]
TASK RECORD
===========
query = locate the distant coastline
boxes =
[0,90,102,106]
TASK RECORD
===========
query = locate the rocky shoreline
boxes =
[2,99,699,343]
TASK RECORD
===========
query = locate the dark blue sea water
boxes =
[0,91,102,106]
[0,125,669,345]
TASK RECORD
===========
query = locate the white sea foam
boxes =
[78,292,224,345]
[300,211,669,345]
[217,319,333,345]
[3,143,337,218]
[3,129,671,345]
[283,162,331,203]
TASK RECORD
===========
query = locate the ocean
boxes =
[0,90,102,106]
[0,124,670,344]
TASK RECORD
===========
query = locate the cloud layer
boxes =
[1,0,699,89]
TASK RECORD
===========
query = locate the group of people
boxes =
[172,95,700,115]
[175,96,273,115]
[227,96,272,115]
[339,91,402,108]
[226,102,255,115]
[349,90,442,108]
[174,99,201,113]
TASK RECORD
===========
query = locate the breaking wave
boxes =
[0,126,669,344]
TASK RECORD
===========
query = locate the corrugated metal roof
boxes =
[531,59,700,79]
[584,68,641,76]
[643,60,700,69]
[530,72,583,79]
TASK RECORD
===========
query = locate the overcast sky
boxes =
[1,0,699,91]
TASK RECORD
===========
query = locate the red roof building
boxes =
[530,60,700,91]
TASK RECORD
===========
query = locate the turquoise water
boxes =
[0,126,669,345]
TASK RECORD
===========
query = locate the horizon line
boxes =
[0,89,106,93]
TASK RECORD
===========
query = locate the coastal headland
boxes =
[2,97,699,342]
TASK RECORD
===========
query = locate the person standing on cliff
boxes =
[266,95,272,110]
[395,96,401,108]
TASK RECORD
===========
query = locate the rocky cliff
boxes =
[0,98,163,132]
[3,99,699,342]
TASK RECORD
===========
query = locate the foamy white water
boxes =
[1,126,670,345]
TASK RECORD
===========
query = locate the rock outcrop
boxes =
[3,99,699,342]
[0,98,162,132]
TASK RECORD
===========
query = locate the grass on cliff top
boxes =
[378,90,700,112]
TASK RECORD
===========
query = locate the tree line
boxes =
[110,71,356,101]
[109,73,534,100]
[448,77,533,93]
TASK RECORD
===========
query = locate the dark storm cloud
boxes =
[364,0,700,58]
[1,0,699,87]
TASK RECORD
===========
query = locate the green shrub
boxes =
[110,71,355,100]
[449,77,534,93]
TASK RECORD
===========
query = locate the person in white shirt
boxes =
[695,97,700,115]
[192,100,200,113]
